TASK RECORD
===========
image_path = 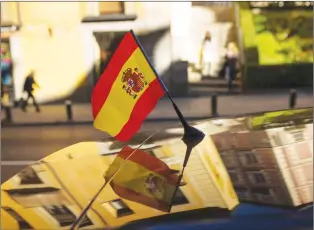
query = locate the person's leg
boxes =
[226,67,233,92]
[228,78,233,91]
[30,92,40,112]
[1,83,4,99]
[229,68,237,92]
[22,91,31,112]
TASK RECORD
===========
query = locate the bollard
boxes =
[289,89,297,109]
[211,93,218,117]
[4,106,12,123]
[65,100,73,121]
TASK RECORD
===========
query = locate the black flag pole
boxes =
[167,145,192,212]
[72,31,205,230]
[130,30,205,209]
[130,30,204,138]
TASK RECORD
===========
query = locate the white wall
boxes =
[11,26,95,103]
[170,2,192,62]
[10,2,175,103]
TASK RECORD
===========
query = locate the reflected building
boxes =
[1,137,238,229]
[153,135,238,210]
[211,123,313,207]
[2,108,312,229]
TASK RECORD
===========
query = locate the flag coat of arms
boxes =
[91,31,166,141]
[105,146,179,212]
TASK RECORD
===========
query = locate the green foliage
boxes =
[239,6,313,65]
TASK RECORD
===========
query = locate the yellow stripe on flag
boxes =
[94,48,157,136]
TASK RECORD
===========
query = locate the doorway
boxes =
[93,31,126,85]
[187,2,242,95]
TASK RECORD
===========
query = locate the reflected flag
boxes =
[105,146,179,212]
[91,31,166,142]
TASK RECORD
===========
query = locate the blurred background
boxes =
[0,2,313,229]
[1,1,313,105]
[1,1,313,182]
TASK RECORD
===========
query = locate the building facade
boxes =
[1,2,243,104]
[211,123,313,207]
[0,2,187,104]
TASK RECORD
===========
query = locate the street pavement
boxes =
[1,121,178,183]
[1,90,313,126]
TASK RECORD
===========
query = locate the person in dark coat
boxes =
[21,70,40,112]
[1,80,4,100]
[224,42,239,91]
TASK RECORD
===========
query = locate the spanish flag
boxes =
[91,31,166,141]
[105,146,179,212]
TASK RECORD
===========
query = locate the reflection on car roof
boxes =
[1,107,313,230]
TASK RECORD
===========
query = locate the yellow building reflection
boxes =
[1,136,239,229]
[2,108,313,229]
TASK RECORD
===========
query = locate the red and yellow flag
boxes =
[91,31,166,141]
[105,146,179,212]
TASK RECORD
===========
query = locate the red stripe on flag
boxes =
[117,146,178,186]
[91,32,138,118]
[114,79,165,141]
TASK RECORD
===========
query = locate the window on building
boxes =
[244,152,258,164]
[212,137,223,150]
[43,208,92,228]
[292,130,304,142]
[79,216,94,228]
[303,164,313,182]
[285,126,305,142]
[103,199,134,218]
[99,2,124,15]
[251,188,271,195]
[253,172,266,184]
[94,31,127,77]
[229,171,239,182]
[234,186,249,199]
[2,207,33,229]
[271,134,282,146]
[18,168,43,185]
[297,142,312,160]
[5,188,68,208]
[172,188,189,206]
[234,186,247,193]
[43,205,76,227]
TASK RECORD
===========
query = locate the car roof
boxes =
[1,107,312,230]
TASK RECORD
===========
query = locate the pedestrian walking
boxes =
[224,42,239,91]
[21,70,40,112]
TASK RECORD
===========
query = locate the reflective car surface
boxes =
[1,107,313,230]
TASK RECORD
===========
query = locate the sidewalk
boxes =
[2,92,313,127]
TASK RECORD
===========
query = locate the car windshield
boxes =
[1,107,313,230]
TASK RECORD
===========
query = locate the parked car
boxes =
[1,107,312,230]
